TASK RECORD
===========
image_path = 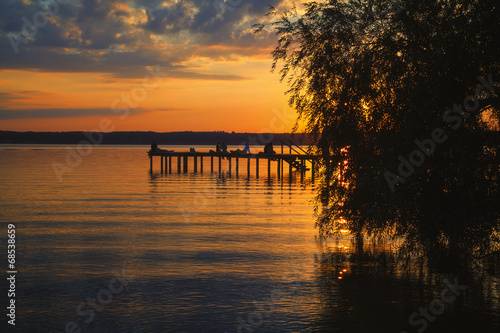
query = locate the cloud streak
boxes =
[0,108,150,120]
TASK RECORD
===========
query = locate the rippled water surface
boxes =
[0,145,324,332]
[1,145,499,333]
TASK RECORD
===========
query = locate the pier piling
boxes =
[267,159,271,179]
[311,160,315,183]
[300,160,305,182]
[256,157,259,178]
[277,159,281,180]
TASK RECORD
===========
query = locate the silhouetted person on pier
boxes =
[222,142,228,153]
[150,141,173,153]
[151,141,158,152]
[243,142,250,154]
[231,142,250,154]
[216,142,221,153]
[264,142,275,154]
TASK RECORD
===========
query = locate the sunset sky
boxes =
[0,0,299,132]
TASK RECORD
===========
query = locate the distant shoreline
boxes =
[0,131,312,145]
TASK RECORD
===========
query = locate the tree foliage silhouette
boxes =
[258,0,500,254]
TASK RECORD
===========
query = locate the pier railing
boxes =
[280,140,315,173]
[280,139,308,155]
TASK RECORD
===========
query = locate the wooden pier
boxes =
[148,150,320,181]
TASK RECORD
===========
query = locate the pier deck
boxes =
[148,150,321,181]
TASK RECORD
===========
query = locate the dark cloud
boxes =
[0,0,286,78]
[0,91,53,108]
[144,3,196,34]
[0,108,149,120]
[156,107,190,111]
[0,91,37,101]
[0,92,12,100]
[247,0,282,15]
[31,22,74,48]
[168,70,251,80]
[0,1,34,31]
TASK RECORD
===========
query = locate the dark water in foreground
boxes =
[0,145,499,332]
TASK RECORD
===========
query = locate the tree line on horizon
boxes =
[0,130,314,146]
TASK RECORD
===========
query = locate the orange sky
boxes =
[0,62,294,132]
[0,0,299,133]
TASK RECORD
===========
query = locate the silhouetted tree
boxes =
[258,0,500,254]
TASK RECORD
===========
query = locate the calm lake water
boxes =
[0,145,499,333]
